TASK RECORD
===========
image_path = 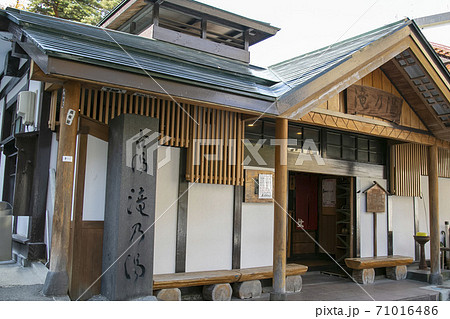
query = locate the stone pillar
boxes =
[101,114,159,300]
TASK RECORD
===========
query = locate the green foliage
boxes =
[27,0,122,25]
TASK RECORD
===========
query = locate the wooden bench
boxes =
[345,255,413,284]
[153,264,308,300]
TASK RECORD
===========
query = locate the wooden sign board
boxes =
[245,170,274,203]
[364,183,388,213]
[347,84,403,124]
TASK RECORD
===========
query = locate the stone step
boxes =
[407,268,450,283]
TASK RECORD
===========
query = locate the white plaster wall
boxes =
[19,58,28,69]
[82,135,108,221]
[241,202,273,268]
[153,146,179,275]
[419,176,450,259]
[186,183,234,272]
[0,76,12,92]
[391,196,415,257]
[70,136,79,221]
[44,133,58,252]
[358,177,388,257]
[27,80,42,129]
[15,216,29,237]
[437,178,450,234]
[6,76,27,102]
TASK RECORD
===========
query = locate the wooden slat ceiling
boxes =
[380,49,450,142]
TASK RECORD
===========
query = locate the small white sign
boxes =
[62,156,73,162]
[258,173,273,199]
[66,109,76,125]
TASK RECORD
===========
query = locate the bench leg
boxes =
[286,275,303,293]
[232,280,262,299]
[155,288,182,301]
[386,265,407,281]
[352,269,375,284]
[202,283,232,301]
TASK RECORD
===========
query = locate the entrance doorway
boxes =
[287,172,354,270]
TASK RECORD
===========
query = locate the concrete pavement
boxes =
[0,260,68,301]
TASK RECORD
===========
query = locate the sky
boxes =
[196,0,450,67]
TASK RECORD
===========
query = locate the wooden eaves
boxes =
[274,20,450,144]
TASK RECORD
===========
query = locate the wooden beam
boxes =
[232,185,243,269]
[271,117,288,301]
[46,57,275,117]
[30,61,62,84]
[279,28,412,119]
[43,81,81,296]
[428,144,442,284]
[44,82,62,92]
[176,148,189,273]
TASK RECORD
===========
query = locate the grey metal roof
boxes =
[4,7,449,123]
[268,19,411,96]
[5,8,280,90]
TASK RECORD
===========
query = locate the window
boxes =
[325,130,385,165]
[1,102,22,142]
[245,120,322,154]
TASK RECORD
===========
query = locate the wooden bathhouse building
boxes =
[0,0,449,300]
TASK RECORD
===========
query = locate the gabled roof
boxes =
[1,8,281,114]
[267,18,450,142]
[269,20,409,94]
[1,7,450,142]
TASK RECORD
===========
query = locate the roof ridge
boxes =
[269,18,410,68]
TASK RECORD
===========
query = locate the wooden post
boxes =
[43,81,81,296]
[428,145,442,284]
[271,117,288,301]
[373,213,377,257]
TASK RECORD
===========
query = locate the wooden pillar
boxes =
[428,145,442,284]
[43,81,81,296]
[271,117,288,301]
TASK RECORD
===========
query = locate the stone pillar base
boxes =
[43,271,69,296]
[269,292,287,301]
[429,273,443,285]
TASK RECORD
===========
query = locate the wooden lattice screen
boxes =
[391,143,450,197]
[79,87,193,148]
[185,106,244,186]
[49,86,244,186]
